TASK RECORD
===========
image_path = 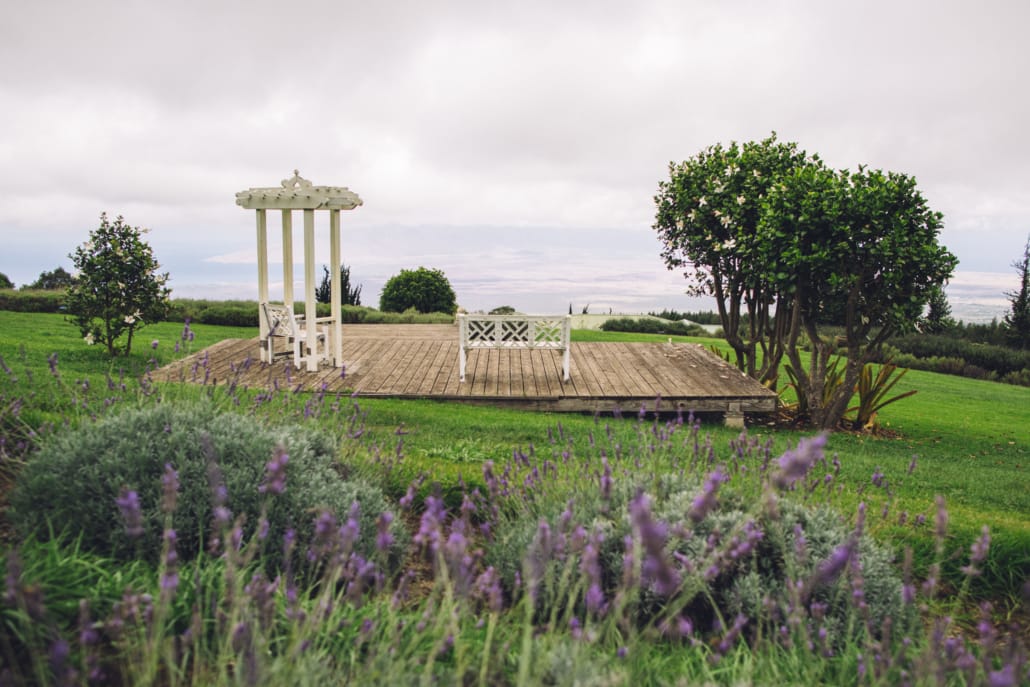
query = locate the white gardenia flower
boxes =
[124,314,136,324]
[723,238,737,250]
[84,332,95,345]
[737,195,746,205]
[698,196,708,207]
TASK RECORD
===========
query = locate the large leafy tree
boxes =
[0,272,12,289]
[655,137,956,429]
[759,164,957,428]
[654,134,813,386]
[1003,235,1030,349]
[379,267,457,314]
[67,213,171,356]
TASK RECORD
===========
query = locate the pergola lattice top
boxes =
[236,170,363,210]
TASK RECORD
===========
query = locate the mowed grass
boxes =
[1,311,1028,598]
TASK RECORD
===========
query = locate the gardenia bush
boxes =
[9,400,408,574]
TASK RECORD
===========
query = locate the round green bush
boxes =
[379,267,457,314]
[9,401,407,573]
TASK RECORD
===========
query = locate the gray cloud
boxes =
[2,0,1027,322]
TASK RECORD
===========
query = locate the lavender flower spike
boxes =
[773,433,828,489]
[116,488,145,538]
[259,445,289,495]
[161,463,179,514]
[689,468,728,523]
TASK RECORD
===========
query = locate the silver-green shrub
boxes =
[9,400,407,573]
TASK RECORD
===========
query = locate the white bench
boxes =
[458,314,571,382]
[260,302,331,370]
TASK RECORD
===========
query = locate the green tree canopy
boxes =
[379,267,457,314]
[22,266,78,290]
[67,213,172,356]
[0,272,13,289]
[759,164,957,428]
[654,137,957,429]
[654,133,813,385]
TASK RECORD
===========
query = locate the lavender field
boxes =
[0,315,1027,685]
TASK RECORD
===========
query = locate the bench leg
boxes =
[459,347,467,382]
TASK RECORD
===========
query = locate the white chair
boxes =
[261,302,328,370]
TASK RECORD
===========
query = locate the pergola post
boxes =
[281,210,294,308]
[256,209,269,361]
[329,209,343,366]
[236,171,363,370]
[303,209,317,372]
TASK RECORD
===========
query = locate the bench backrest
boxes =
[458,314,570,349]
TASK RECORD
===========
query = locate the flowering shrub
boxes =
[9,401,408,573]
[67,213,171,356]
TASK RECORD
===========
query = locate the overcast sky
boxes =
[2,0,1027,320]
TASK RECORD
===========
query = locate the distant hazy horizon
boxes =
[5,223,1017,325]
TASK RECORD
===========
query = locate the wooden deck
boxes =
[154,325,776,422]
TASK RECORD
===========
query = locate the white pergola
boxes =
[235,170,362,370]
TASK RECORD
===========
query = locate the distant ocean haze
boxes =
[165,259,1014,325]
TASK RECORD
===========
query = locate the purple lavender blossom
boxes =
[160,528,179,596]
[525,520,553,598]
[961,525,991,577]
[715,614,748,656]
[474,566,503,612]
[585,583,606,616]
[629,491,680,596]
[689,468,728,523]
[600,456,613,501]
[259,446,289,495]
[774,434,828,489]
[376,512,395,553]
[161,463,179,514]
[116,488,145,538]
[49,639,75,684]
[806,537,857,595]
[987,664,1016,687]
[414,495,446,555]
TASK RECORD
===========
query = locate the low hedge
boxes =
[600,316,708,336]
[0,289,66,313]
[873,337,1030,387]
[2,292,455,327]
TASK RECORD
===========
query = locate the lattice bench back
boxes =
[458,314,571,382]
